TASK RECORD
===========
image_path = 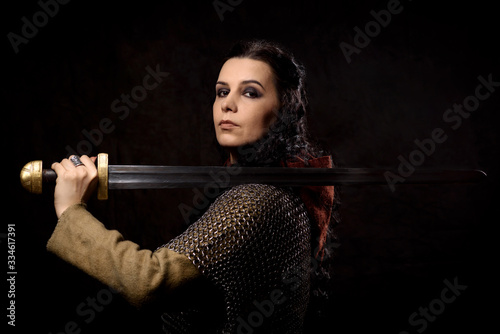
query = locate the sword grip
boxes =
[42,169,57,182]
[19,153,108,200]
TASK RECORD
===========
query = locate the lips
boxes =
[219,120,239,129]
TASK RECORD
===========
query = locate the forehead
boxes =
[218,58,275,84]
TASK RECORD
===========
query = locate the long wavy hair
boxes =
[219,39,341,327]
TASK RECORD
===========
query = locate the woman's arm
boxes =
[47,155,201,308]
[47,203,201,308]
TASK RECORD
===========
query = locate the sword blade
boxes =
[108,166,487,189]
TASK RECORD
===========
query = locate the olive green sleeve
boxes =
[46,203,201,308]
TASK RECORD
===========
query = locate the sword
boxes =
[19,153,487,200]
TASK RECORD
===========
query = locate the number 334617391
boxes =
[7,224,15,270]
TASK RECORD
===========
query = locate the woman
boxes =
[48,40,339,333]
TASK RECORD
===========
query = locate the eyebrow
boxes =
[216,80,266,91]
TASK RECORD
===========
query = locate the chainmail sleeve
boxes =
[163,183,311,333]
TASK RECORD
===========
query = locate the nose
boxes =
[221,92,237,113]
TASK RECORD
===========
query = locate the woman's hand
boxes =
[51,155,98,218]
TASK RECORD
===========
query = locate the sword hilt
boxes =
[19,153,109,200]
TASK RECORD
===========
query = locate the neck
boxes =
[229,150,237,165]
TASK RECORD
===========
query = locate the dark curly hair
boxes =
[219,39,341,328]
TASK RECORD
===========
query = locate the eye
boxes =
[216,88,229,98]
[243,88,261,99]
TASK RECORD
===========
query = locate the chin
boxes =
[216,134,244,148]
[218,141,243,149]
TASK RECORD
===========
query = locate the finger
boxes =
[60,158,76,170]
[80,155,97,173]
[51,162,67,176]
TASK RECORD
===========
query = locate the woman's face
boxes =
[213,58,280,157]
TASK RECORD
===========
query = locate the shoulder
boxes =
[216,183,300,209]
[166,183,311,273]
[208,183,308,225]
[223,183,284,197]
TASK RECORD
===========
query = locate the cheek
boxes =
[262,108,278,128]
[253,104,278,130]
[213,101,220,123]
[245,108,278,141]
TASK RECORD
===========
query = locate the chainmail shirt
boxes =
[162,183,311,333]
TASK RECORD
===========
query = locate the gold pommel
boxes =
[20,160,43,194]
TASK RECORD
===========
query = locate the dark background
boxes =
[4,0,499,333]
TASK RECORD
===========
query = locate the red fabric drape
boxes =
[284,156,335,259]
